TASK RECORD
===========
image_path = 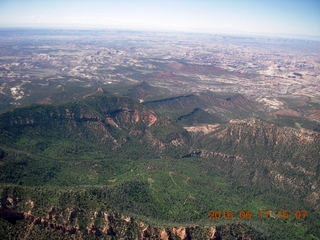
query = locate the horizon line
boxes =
[1,25,320,42]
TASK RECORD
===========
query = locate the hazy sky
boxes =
[0,0,319,37]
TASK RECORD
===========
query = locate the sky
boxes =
[0,0,319,37]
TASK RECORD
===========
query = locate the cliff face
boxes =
[191,118,320,210]
[0,195,265,240]
[0,94,188,155]
[0,207,218,240]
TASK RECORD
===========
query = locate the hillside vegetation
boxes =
[0,91,319,239]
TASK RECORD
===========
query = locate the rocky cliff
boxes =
[189,118,320,210]
[0,195,265,240]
